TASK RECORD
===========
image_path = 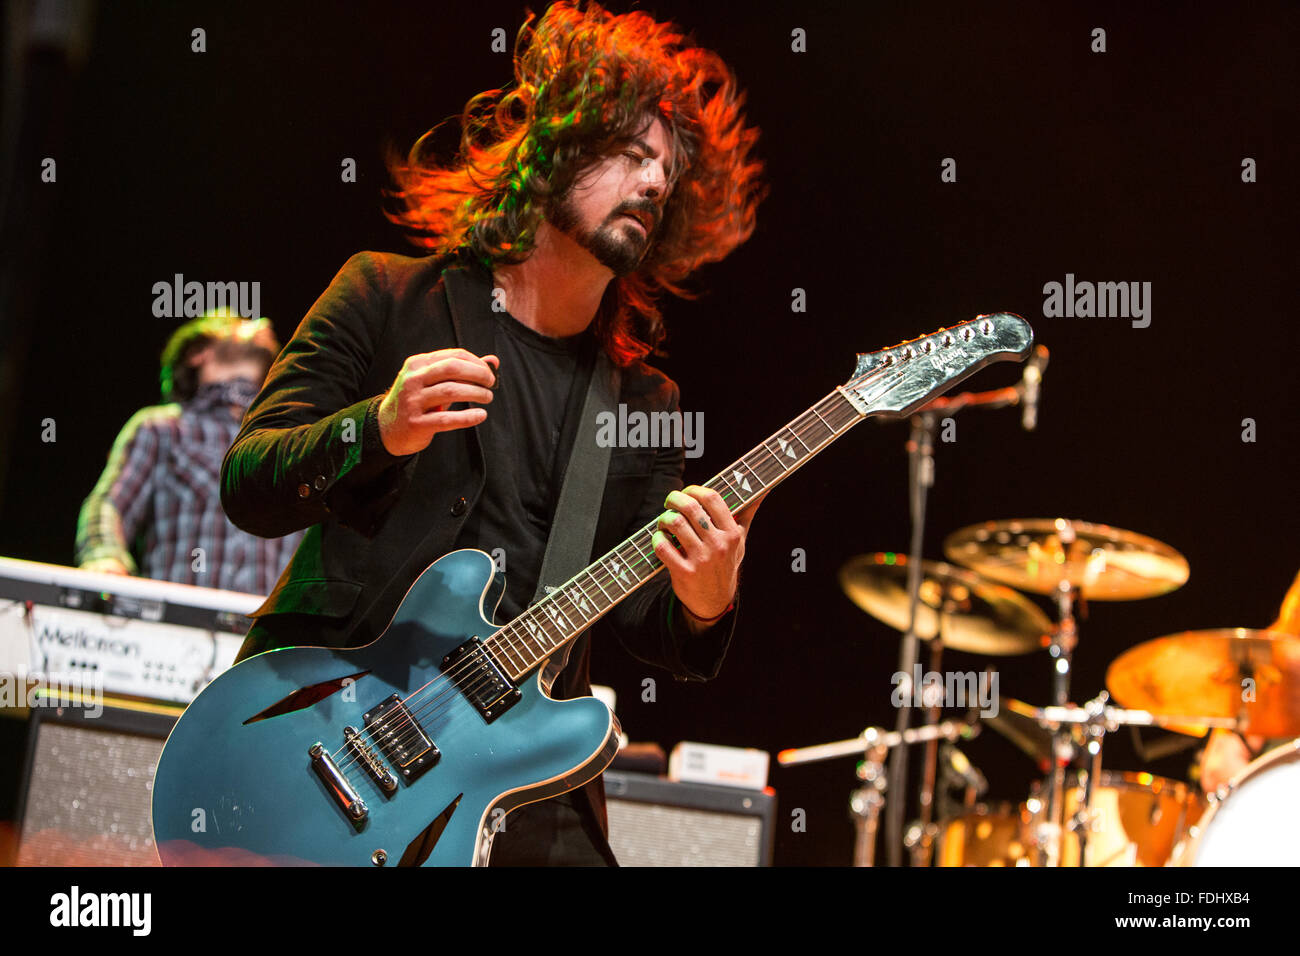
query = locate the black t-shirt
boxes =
[452,306,595,627]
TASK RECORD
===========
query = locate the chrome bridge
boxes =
[309,742,369,824]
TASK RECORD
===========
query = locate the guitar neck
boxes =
[485,387,865,681]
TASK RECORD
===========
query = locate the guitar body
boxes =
[151,549,619,866]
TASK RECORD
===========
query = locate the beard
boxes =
[549,194,650,277]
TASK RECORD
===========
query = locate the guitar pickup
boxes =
[441,638,521,723]
[363,694,439,783]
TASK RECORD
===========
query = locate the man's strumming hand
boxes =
[378,348,499,456]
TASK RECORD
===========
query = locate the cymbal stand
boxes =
[909,599,957,867]
[1039,571,1081,866]
[850,736,890,867]
[778,720,977,866]
[1074,692,1109,866]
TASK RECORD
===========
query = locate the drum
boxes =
[937,802,1034,866]
[1178,740,1300,866]
[1029,771,1203,867]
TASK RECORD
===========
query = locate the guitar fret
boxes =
[738,456,767,488]
[484,636,512,675]
[761,441,788,472]
[589,570,615,603]
[629,534,656,570]
[504,626,535,665]
[793,416,827,449]
[603,557,630,593]
[810,406,837,436]
[530,612,558,652]
[509,622,539,661]
[711,472,740,505]
[513,617,540,658]
[827,393,860,429]
[564,583,594,621]
[724,464,758,499]
[545,597,576,633]
[496,628,529,670]
[617,542,648,583]
[574,575,604,615]
[537,613,565,658]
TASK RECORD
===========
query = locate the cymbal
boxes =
[838,553,1052,655]
[1106,628,1300,739]
[943,518,1189,601]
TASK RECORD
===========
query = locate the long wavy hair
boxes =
[385,0,767,366]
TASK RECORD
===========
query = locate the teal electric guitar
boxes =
[151,312,1034,866]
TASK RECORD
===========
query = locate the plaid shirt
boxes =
[76,388,303,595]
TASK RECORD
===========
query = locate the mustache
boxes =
[612,200,661,233]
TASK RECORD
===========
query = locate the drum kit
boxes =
[780,517,1300,867]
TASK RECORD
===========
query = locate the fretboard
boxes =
[484,387,866,681]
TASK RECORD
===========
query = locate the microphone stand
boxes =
[881,354,1045,866]
[884,410,935,866]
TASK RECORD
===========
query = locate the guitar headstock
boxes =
[845,312,1034,417]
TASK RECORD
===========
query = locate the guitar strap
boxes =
[441,259,619,685]
[532,339,619,691]
[533,337,619,596]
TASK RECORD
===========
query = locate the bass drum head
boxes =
[1182,740,1300,866]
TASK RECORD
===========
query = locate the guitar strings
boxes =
[327,361,906,780]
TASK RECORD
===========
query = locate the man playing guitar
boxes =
[219,0,767,865]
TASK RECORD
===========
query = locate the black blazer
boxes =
[220,250,739,831]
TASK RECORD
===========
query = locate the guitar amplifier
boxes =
[603,770,776,866]
[14,694,180,866]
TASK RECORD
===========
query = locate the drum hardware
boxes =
[1022,769,1205,867]
[923,741,991,858]
[1003,694,1233,866]
[878,355,1049,866]
[779,720,978,867]
[938,741,988,804]
[944,518,1191,865]
[1126,724,1204,762]
[883,406,937,868]
[984,698,1060,771]
[830,506,1297,866]
[849,740,889,868]
[839,550,1051,865]
[914,626,943,868]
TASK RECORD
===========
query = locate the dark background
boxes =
[1,0,1296,866]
